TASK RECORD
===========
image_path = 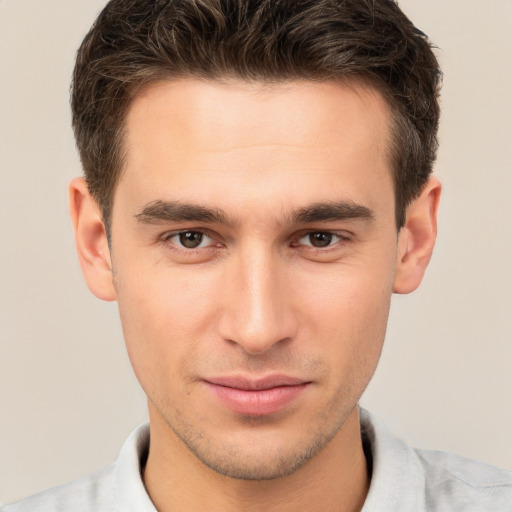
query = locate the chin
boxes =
[191,444,319,481]
[172,417,346,481]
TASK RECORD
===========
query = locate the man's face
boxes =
[110,79,399,479]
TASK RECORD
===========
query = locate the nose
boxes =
[217,246,298,355]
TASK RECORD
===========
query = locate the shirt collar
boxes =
[360,408,426,511]
[110,409,426,512]
[113,423,156,511]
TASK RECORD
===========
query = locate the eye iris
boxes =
[179,231,203,248]
[310,232,333,247]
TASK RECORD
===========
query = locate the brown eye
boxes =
[308,232,333,247]
[178,231,204,249]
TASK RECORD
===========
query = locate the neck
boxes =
[143,406,370,512]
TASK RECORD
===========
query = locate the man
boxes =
[4,0,511,510]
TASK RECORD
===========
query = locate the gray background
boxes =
[1,0,511,505]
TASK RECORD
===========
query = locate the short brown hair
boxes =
[72,0,441,229]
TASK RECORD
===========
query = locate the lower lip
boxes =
[205,382,310,416]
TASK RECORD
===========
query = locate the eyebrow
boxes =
[134,199,374,226]
[291,201,374,224]
[134,200,232,225]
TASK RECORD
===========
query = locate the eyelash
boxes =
[160,230,219,254]
[293,231,351,250]
[159,229,352,254]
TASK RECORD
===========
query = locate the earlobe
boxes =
[393,177,441,294]
[69,177,117,301]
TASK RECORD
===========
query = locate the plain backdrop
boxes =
[1,0,511,505]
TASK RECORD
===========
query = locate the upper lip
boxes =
[205,375,309,391]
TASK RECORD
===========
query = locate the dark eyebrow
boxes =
[291,201,374,224]
[134,200,232,225]
[134,199,374,227]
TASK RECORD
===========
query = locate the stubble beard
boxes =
[152,383,357,481]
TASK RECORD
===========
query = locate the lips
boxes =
[204,375,310,416]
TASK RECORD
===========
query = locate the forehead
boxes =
[126,78,391,153]
[117,78,394,220]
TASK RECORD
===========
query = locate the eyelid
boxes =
[292,230,352,247]
[157,227,352,255]
[160,228,218,249]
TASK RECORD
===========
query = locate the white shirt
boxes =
[4,409,512,511]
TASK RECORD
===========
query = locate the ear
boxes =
[69,177,117,301]
[393,177,441,294]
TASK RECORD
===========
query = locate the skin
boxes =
[70,79,440,511]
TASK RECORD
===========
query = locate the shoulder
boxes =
[416,447,512,510]
[2,464,116,512]
[360,408,512,511]
[3,423,153,512]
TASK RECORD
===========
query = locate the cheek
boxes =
[299,257,394,376]
[114,263,220,391]
[317,285,390,418]
[311,282,390,355]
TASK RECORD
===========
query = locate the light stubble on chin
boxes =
[150,380,357,481]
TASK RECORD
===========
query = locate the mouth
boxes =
[203,375,311,416]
